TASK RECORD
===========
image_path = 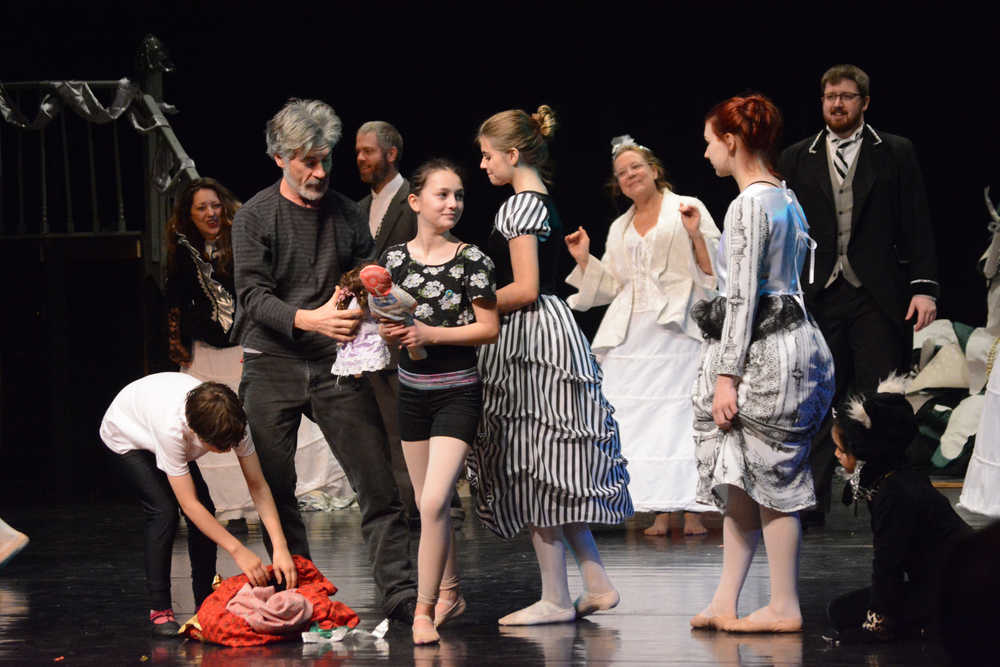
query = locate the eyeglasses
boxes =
[822,92,864,103]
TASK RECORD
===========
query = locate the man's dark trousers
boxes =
[240,352,416,615]
[807,276,910,511]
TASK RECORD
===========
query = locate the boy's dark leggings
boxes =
[117,450,217,610]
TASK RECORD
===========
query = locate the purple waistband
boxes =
[398,366,480,390]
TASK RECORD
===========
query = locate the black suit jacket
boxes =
[778,125,938,331]
[358,177,418,260]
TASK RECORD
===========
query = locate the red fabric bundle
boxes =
[185,555,359,647]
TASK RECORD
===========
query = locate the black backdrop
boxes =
[1,1,996,501]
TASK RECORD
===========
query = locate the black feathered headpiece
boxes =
[834,374,916,465]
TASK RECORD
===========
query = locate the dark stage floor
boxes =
[0,485,992,666]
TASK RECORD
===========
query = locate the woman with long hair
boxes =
[470,105,633,626]
[689,94,834,632]
[166,177,241,382]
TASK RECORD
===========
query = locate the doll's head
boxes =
[832,373,916,474]
[336,265,372,311]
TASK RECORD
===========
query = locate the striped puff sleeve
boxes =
[495,192,551,241]
[714,192,769,378]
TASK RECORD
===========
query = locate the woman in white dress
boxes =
[565,136,720,536]
[958,207,1000,518]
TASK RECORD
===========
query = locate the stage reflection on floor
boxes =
[0,486,991,665]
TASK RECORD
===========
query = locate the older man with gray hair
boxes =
[232,98,417,622]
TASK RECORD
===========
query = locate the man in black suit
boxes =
[357,121,418,258]
[355,121,419,521]
[778,65,939,522]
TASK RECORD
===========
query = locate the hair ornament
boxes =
[335,289,353,308]
[845,395,872,430]
[610,134,650,158]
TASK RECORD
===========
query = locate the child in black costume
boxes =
[827,375,972,642]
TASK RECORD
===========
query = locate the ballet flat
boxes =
[412,614,440,645]
[690,613,738,630]
[434,594,467,628]
[722,616,803,633]
[574,589,620,618]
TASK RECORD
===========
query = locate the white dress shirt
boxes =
[826,123,865,185]
[368,172,404,239]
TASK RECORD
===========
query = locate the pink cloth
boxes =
[224,583,314,634]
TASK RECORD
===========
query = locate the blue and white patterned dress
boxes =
[692,182,834,512]
[469,191,634,539]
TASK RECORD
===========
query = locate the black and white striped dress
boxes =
[469,191,633,539]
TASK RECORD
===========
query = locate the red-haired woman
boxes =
[687,95,834,632]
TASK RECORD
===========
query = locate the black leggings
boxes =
[117,450,217,610]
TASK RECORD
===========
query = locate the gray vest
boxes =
[824,141,862,287]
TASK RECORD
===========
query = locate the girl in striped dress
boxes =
[378,159,499,644]
[471,105,633,626]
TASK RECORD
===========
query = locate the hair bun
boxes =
[532,104,557,139]
[705,93,782,172]
[739,97,765,125]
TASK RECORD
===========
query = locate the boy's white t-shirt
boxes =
[99,372,254,477]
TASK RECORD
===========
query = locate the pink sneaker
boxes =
[150,608,180,638]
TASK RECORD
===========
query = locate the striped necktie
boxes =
[831,135,859,180]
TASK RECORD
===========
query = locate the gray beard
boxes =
[283,166,328,202]
[299,183,328,202]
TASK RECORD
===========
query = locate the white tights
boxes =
[706,486,802,620]
[531,523,615,606]
[495,522,616,625]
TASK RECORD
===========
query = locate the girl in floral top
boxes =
[378,159,498,645]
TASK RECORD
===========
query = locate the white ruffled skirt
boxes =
[960,361,1000,518]
[597,313,714,512]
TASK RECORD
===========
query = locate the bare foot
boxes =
[690,603,737,630]
[412,614,440,645]
[498,600,576,626]
[724,605,802,633]
[683,512,708,536]
[643,513,671,536]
